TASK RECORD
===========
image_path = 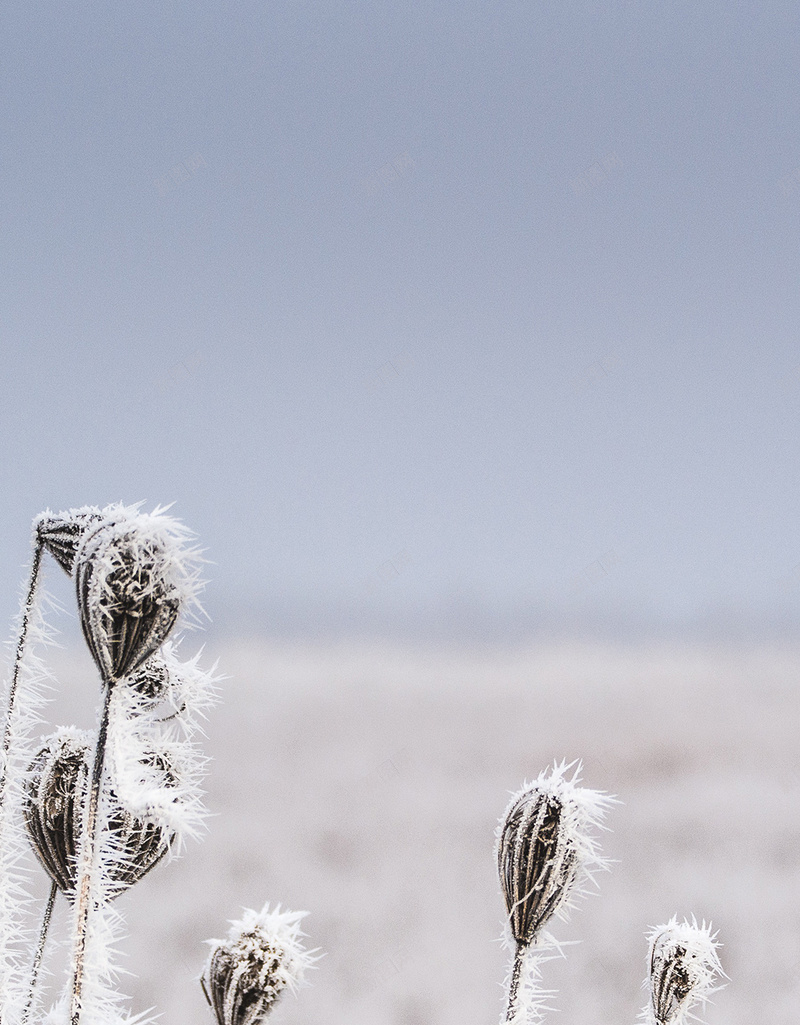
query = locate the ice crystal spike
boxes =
[497,762,612,946]
[23,730,176,899]
[35,508,104,575]
[74,511,200,684]
[648,919,723,1025]
[201,905,315,1025]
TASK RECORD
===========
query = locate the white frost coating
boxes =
[640,917,724,1025]
[74,502,207,641]
[0,549,59,1025]
[49,816,161,1025]
[106,679,210,848]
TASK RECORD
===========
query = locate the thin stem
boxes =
[69,683,113,1025]
[0,541,44,807]
[505,943,526,1022]
[22,881,57,1024]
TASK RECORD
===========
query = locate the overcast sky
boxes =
[3,2,800,640]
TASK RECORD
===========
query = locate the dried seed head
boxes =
[35,507,104,575]
[75,508,203,684]
[647,918,723,1025]
[23,729,177,899]
[496,761,613,946]
[23,729,91,893]
[201,905,316,1025]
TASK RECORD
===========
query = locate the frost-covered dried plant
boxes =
[496,761,613,1025]
[643,917,724,1025]
[0,504,220,1025]
[0,503,728,1025]
[201,904,316,1025]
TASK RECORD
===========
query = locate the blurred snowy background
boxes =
[26,625,800,1025]
[4,2,800,1022]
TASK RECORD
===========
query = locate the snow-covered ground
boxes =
[40,638,800,1025]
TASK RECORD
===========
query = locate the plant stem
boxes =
[22,881,57,1024]
[0,541,43,808]
[505,943,526,1022]
[69,682,113,1025]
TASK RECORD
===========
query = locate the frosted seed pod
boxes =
[496,761,613,946]
[648,918,724,1025]
[201,905,316,1025]
[74,510,201,684]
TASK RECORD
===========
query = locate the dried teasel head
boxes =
[74,507,203,684]
[23,729,177,899]
[496,761,613,946]
[647,918,723,1025]
[34,507,104,575]
[201,905,316,1025]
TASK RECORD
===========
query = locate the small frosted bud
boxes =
[35,507,104,575]
[23,729,176,899]
[201,905,316,1025]
[75,509,202,684]
[648,918,723,1025]
[496,761,613,946]
[128,654,171,710]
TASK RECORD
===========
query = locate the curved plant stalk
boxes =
[0,537,59,1025]
[504,940,557,1025]
[0,540,44,808]
[22,880,57,1025]
[68,684,113,1025]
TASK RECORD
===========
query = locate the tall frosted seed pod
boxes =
[35,507,104,576]
[74,512,202,686]
[201,905,317,1025]
[69,507,203,1025]
[645,918,724,1025]
[496,762,613,1025]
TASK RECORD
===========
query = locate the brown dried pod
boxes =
[24,730,176,900]
[201,906,314,1025]
[497,789,577,945]
[496,763,612,947]
[35,508,104,575]
[648,919,723,1025]
[75,517,186,684]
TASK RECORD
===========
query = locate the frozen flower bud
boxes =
[496,761,613,946]
[647,918,723,1025]
[128,654,171,710]
[35,507,104,575]
[23,729,176,899]
[75,508,203,684]
[201,905,316,1025]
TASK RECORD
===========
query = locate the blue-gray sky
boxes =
[3,2,800,639]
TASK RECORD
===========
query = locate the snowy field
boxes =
[38,638,800,1025]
